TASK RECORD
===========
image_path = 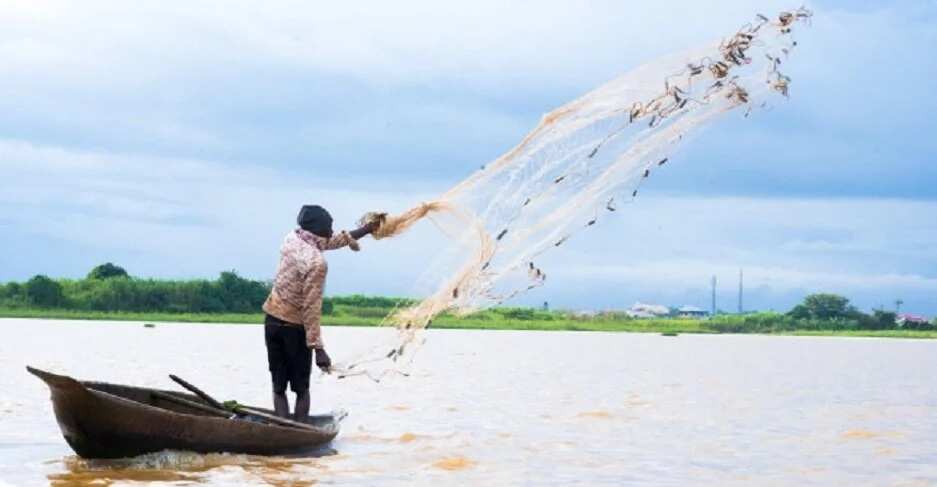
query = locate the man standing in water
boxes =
[263,205,377,419]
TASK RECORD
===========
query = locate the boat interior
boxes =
[83,381,338,428]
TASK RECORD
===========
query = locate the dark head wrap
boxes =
[297,205,333,238]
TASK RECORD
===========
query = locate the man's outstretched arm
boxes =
[348,221,377,240]
[321,222,378,251]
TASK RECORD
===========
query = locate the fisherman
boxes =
[262,205,377,419]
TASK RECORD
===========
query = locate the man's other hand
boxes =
[314,347,332,372]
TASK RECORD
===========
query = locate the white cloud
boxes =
[0,138,441,280]
[2,0,933,193]
[526,194,937,313]
[0,1,797,85]
[556,260,937,294]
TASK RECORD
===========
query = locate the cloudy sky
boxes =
[2,0,935,315]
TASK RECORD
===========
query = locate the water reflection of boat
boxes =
[27,366,343,459]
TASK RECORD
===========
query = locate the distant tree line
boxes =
[0,263,270,314]
[1,264,934,330]
[0,263,421,317]
[709,293,934,331]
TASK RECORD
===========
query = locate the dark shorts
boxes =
[264,314,312,394]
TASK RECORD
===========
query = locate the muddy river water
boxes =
[1,319,935,486]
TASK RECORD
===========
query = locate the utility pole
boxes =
[738,268,744,314]
[711,275,717,316]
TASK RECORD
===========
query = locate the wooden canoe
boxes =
[27,366,345,459]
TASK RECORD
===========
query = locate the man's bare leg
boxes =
[273,392,290,418]
[294,390,310,422]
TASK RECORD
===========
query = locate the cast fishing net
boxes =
[336,8,812,380]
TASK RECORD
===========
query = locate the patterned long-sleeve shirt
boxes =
[263,228,360,348]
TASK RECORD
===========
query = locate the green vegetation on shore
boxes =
[2,306,935,339]
[1,264,935,339]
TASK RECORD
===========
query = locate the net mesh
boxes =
[337,8,813,380]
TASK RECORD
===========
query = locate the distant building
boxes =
[896,313,929,327]
[626,302,670,319]
[677,306,709,319]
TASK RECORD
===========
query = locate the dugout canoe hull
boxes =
[27,366,343,459]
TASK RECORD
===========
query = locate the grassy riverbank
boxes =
[3,307,935,339]
[5,267,933,338]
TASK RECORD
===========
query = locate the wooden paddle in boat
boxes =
[169,374,318,431]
